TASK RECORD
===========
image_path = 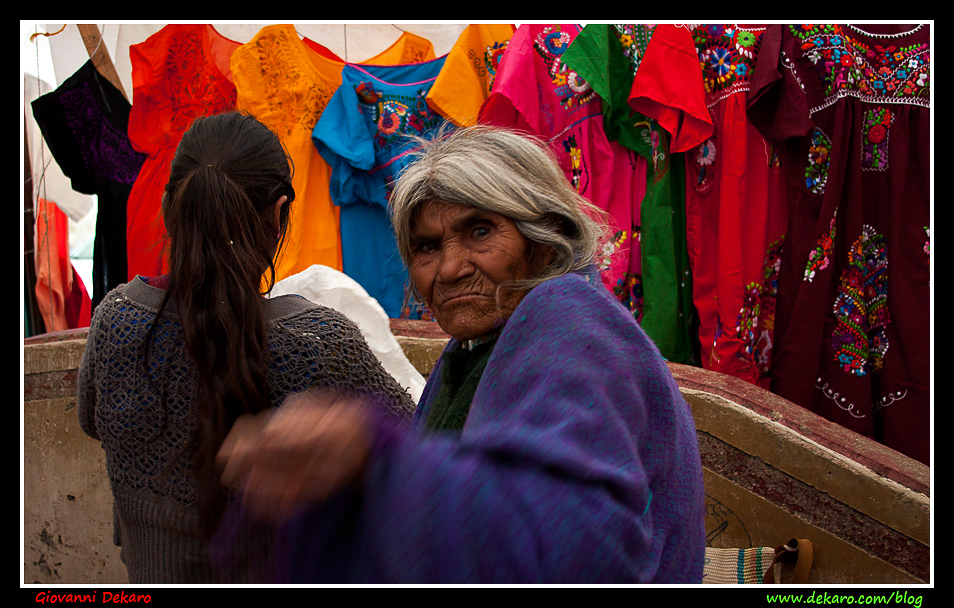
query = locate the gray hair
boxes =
[389,125,609,295]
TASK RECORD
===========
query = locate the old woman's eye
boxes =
[416,240,439,254]
[471,224,491,239]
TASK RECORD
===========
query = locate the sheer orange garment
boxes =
[34,197,91,331]
[426,24,515,127]
[230,24,435,282]
[125,24,241,280]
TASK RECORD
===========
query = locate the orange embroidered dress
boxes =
[426,23,515,127]
[230,24,435,282]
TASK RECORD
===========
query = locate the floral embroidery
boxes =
[562,134,586,191]
[60,83,146,186]
[692,25,764,105]
[804,127,831,195]
[467,39,509,94]
[710,312,727,366]
[636,121,669,182]
[861,107,894,170]
[354,81,443,150]
[482,40,509,92]
[831,225,890,377]
[248,28,336,137]
[804,208,837,282]
[613,271,644,323]
[736,237,784,377]
[767,142,782,170]
[163,32,237,135]
[613,24,656,75]
[789,24,930,109]
[735,29,758,56]
[532,26,597,110]
[354,81,380,104]
[608,221,643,322]
[599,229,628,272]
[693,137,717,193]
[737,284,762,352]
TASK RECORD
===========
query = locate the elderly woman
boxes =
[217,125,706,583]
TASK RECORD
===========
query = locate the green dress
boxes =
[563,24,700,364]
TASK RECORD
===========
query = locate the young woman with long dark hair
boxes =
[77,111,415,583]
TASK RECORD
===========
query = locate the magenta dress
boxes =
[479,24,646,313]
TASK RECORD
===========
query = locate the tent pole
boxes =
[23,116,46,337]
[77,24,128,101]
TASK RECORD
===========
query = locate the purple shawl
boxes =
[281,270,706,583]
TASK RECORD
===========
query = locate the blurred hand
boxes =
[217,389,373,523]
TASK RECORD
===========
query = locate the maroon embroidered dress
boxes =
[747,24,931,464]
[125,25,240,280]
[684,25,789,387]
[479,24,642,306]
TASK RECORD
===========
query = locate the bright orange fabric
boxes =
[231,24,435,282]
[426,24,515,126]
[34,197,91,331]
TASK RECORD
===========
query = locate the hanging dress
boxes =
[32,196,92,332]
[682,24,789,386]
[478,24,641,319]
[747,24,931,465]
[425,23,516,127]
[231,24,436,283]
[31,59,146,312]
[125,24,240,281]
[563,24,704,363]
[312,55,449,319]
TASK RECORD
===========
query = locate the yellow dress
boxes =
[426,24,515,127]
[230,24,435,281]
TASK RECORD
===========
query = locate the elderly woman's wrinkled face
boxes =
[408,200,540,342]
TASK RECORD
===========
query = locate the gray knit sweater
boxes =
[77,277,417,583]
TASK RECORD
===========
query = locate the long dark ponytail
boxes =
[146,111,295,534]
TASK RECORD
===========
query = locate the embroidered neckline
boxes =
[847,24,924,38]
[788,24,930,116]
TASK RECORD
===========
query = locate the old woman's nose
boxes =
[436,242,475,283]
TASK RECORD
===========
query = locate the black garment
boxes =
[32,60,146,311]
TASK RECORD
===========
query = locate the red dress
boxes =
[683,25,789,387]
[125,25,241,279]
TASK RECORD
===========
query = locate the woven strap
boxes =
[703,538,814,584]
[703,546,776,584]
